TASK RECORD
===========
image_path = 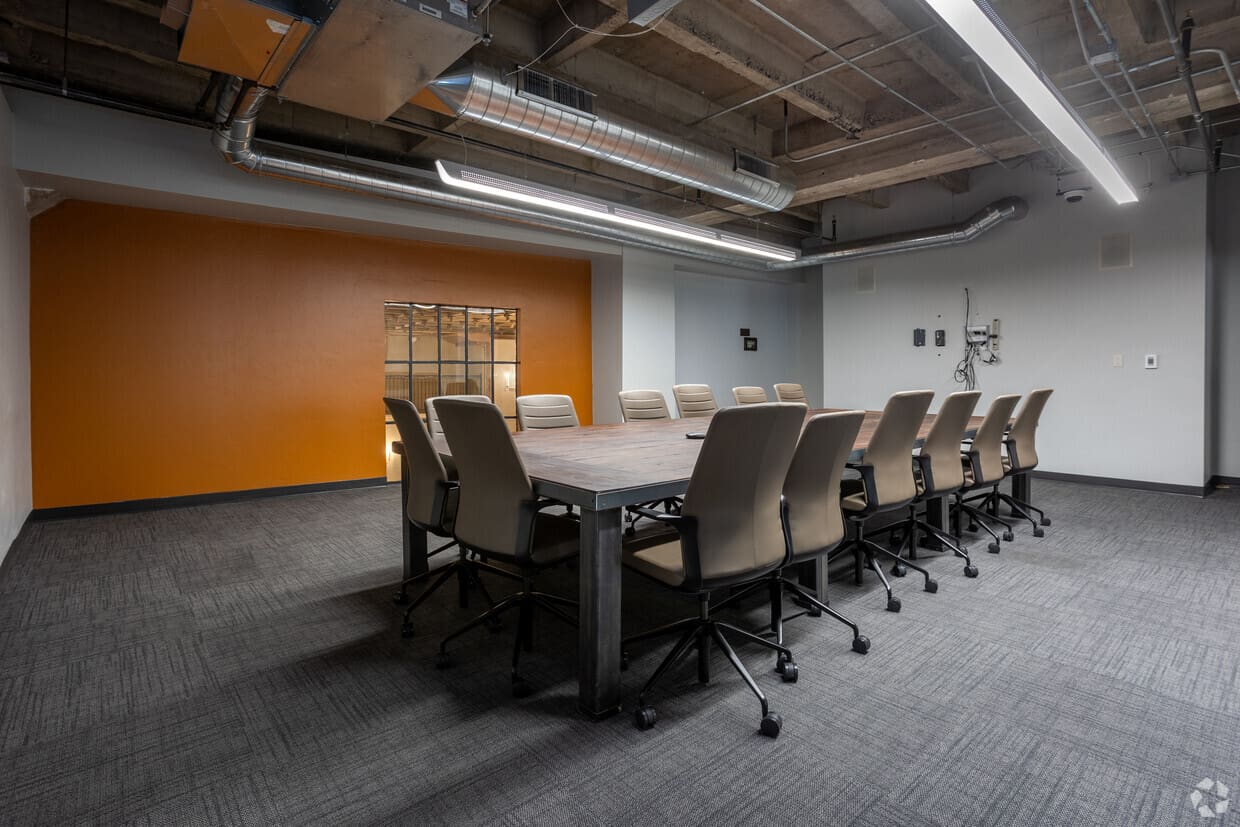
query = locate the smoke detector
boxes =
[1059,187,1091,204]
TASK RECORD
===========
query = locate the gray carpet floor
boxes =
[2,480,1239,826]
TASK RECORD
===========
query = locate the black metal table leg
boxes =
[578,506,623,719]
[921,494,948,551]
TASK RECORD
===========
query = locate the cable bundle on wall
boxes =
[954,288,1000,390]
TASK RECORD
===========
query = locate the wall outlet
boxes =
[1112,354,1123,368]
[1145,354,1158,369]
[913,328,926,347]
[934,329,946,347]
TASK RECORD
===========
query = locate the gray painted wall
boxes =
[0,90,31,561]
[821,158,1210,488]
[1212,141,1240,478]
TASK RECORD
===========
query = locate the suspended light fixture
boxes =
[921,0,1139,205]
[434,161,800,262]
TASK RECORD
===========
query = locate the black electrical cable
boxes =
[953,287,999,390]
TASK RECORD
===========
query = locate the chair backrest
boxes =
[773,383,809,405]
[435,399,536,559]
[1007,388,1053,471]
[732,386,769,405]
[678,404,804,588]
[383,397,453,530]
[918,390,982,496]
[859,390,935,507]
[970,394,1023,484]
[672,384,718,418]
[516,394,579,430]
[426,394,491,437]
[618,389,672,422]
[783,410,865,561]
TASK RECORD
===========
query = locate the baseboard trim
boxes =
[30,477,388,521]
[1031,471,1208,497]
[1209,475,1240,488]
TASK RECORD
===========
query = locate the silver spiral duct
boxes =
[794,198,1028,267]
[426,64,796,212]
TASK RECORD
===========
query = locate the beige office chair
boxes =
[732,386,769,405]
[952,394,1023,554]
[978,388,1054,536]
[773,383,809,405]
[426,394,491,437]
[885,391,982,578]
[384,398,468,617]
[621,403,804,737]
[434,399,579,697]
[618,389,672,422]
[672,384,718,418]
[827,390,936,612]
[516,394,579,430]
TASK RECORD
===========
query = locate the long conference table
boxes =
[393,408,1028,719]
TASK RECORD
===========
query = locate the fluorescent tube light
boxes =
[435,160,800,262]
[922,0,1138,205]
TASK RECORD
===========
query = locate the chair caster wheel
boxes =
[886,597,901,613]
[892,564,907,578]
[964,564,979,578]
[620,651,629,671]
[807,605,822,617]
[780,662,798,683]
[775,654,787,675]
[852,635,870,654]
[924,579,938,594]
[511,678,533,699]
[393,591,409,606]
[967,522,979,533]
[624,526,636,538]
[634,706,657,730]
[1041,517,1052,526]
[759,712,783,738]
[1033,527,1045,538]
[1002,531,1014,542]
[400,622,415,639]
[987,542,1000,554]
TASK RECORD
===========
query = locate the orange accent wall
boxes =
[30,200,593,508]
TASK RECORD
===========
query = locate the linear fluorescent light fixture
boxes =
[922,0,1138,205]
[434,160,800,262]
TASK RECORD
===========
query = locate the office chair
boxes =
[827,390,937,612]
[515,394,579,430]
[434,399,579,697]
[732,386,769,405]
[671,384,718,418]
[384,398,500,632]
[773,383,809,405]
[975,388,1054,536]
[618,389,672,422]
[426,394,491,437]
[952,394,1023,554]
[885,390,982,578]
[622,403,804,737]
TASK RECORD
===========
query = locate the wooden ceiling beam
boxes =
[930,169,971,194]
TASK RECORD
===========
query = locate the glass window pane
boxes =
[384,363,409,419]
[493,364,517,416]
[441,307,466,361]
[467,308,493,362]
[506,418,518,433]
[441,363,471,396]
[411,364,438,411]
[385,304,410,361]
[465,363,493,400]
[385,422,401,482]
[411,304,439,361]
[494,309,518,362]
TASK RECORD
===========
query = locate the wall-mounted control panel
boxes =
[965,324,990,344]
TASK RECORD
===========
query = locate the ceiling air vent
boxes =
[517,68,597,119]
[734,149,779,183]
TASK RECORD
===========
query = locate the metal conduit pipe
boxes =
[789,198,1027,266]
[1156,0,1213,171]
[1069,0,1145,137]
[786,55,1235,163]
[212,79,779,271]
[1193,48,1240,104]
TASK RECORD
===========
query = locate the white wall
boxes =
[1212,140,1240,478]
[0,89,31,561]
[821,158,1210,488]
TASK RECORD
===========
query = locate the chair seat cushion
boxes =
[529,512,581,566]
[840,478,868,512]
[623,539,685,587]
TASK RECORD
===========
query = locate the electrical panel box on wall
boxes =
[965,324,989,344]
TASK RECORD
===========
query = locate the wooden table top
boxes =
[398,408,985,511]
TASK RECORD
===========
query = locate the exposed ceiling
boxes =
[1,0,1238,247]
